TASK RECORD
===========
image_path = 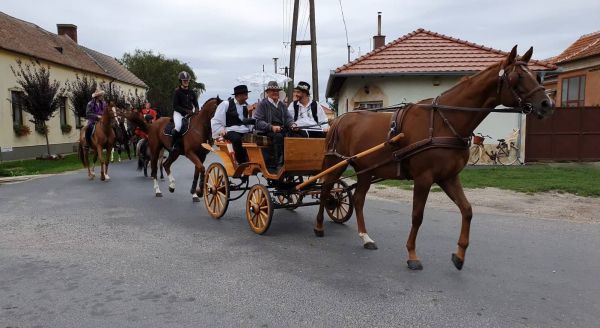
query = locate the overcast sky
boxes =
[2,0,599,104]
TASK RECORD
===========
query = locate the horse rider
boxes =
[211,85,252,165]
[288,81,330,138]
[84,88,107,149]
[172,71,199,150]
[253,81,297,172]
[141,101,158,123]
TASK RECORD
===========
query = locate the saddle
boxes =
[163,116,190,136]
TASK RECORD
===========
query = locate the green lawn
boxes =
[347,164,600,197]
[0,153,83,177]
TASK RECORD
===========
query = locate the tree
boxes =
[66,74,97,128]
[127,89,147,110]
[105,83,128,109]
[120,49,205,116]
[11,59,64,157]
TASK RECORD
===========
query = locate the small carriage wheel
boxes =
[326,180,354,224]
[204,162,230,219]
[246,184,274,235]
[276,193,302,210]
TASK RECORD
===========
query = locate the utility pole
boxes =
[288,0,319,101]
[272,58,278,74]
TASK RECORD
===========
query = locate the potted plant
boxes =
[13,124,31,137]
[61,124,72,134]
[35,123,49,135]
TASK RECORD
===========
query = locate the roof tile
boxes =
[553,31,600,64]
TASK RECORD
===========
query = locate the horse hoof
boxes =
[363,242,378,250]
[192,196,201,203]
[100,176,105,181]
[155,192,163,197]
[451,253,464,271]
[104,175,110,181]
[169,187,175,193]
[407,260,423,270]
[314,229,324,237]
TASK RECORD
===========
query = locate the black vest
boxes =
[293,100,319,123]
[225,99,248,127]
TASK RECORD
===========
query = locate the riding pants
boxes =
[173,111,184,132]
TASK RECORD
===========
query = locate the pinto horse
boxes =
[78,106,116,181]
[133,97,221,200]
[315,46,553,271]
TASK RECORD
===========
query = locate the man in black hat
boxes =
[253,81,296,172]
[211,85,252,164]
[288,81,330,138]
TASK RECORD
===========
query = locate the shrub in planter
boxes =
[13,125,31,137]
[61,124,72,134]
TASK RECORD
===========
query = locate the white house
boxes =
[0,11,147,160]
[326,28,555,154]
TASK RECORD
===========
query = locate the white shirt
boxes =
[211,98,251,138]
[287,98,330,130]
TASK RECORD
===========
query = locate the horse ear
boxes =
[521,47,533,63]
[505,45,518,65]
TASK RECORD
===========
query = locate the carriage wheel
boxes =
[467,145,480,165]
[204,163,230,219]
[326,180,354,224]
[276,193,302,210]
[246,184,273,235]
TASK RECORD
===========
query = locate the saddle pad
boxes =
[163,117,190,136]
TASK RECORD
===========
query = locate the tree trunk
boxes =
[44,121,51,157]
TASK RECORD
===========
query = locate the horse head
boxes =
[498,45,554,118]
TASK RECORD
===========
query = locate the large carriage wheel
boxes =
[246,184,274,234]
[326,180,354,224]
[204,163,230,219]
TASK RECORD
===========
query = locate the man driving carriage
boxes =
[288,81,329,138]
[253,81,297,172]
[211,85,252,164]
[171,71,199,150]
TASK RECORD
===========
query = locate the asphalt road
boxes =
[1,155,599,328]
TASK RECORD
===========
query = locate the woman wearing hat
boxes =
[253,81,296,172]
[84,89,107,147]
[211,85,252,164]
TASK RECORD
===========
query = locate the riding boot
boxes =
[171,130,181,152]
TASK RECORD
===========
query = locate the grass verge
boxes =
[346,164,600,197]
[0,153,82,177]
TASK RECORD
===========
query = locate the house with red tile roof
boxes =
[0,11,147,160]
[326,28,555,161]
[543,31,600,107]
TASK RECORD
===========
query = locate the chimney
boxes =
[372,12,386,50]
[57,24,78,43]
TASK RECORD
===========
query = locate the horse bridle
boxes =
[497,61,545,114]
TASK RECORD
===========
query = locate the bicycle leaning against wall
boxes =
[467,131,522,165]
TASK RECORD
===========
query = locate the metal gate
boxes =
[525,107,600,162]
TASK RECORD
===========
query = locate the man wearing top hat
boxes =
[253,81,296,171]
[211,85,252,164]
[288,81,330,138]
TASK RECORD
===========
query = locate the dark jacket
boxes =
[253,98,294,133]
[172,87,199,115]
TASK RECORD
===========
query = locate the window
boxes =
[354,101,383,110]
[561,75,586,107]
[59,97,68,126]
[11,91,24,127]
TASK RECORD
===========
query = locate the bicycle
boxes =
[468,132,521,165]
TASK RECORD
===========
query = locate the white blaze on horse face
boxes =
[153,178,161,194]
[358,232,375,245]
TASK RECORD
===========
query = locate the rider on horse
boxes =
[84,89,107,149]
[171,71,199,150]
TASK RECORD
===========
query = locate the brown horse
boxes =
[78,106,116,181]
[132,97,222,200]
[315,46,553,271]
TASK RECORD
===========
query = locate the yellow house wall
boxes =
[0,49,144,158]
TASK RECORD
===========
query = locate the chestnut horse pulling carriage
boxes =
[204,46,553,272]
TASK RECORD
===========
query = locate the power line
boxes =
[338,0,351,62]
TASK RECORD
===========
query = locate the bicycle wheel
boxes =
[468,145,480,165]
[497,144,519,165]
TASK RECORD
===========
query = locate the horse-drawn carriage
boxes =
[203,136,355,234]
